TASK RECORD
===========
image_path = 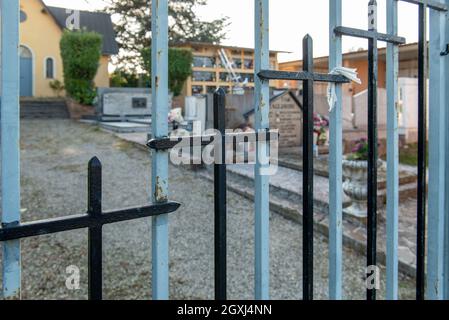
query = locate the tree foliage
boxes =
[107,0,228,70]
[141,47,193,96]
[60,30,102,105]
[110,69,149,88]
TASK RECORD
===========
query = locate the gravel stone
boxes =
[0,119,415,300]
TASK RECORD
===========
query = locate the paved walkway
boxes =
[0,120,415,299]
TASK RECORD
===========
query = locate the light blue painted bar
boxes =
[254,0,270,300]
[1,0,21,299]
[444,0,449,301]
[427,0,446,300]
[386,0,399,301]
[328,0,343,301]
[151,0,169,300]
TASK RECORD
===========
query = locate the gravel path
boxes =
[0,119,415,300]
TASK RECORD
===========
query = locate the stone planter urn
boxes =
[342,159,382,219]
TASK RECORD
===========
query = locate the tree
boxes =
[107,0,228,70]
[60,30,102,105]
[141,47,193,96]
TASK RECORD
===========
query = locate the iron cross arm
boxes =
[399,0,448,11]
[147,130,280,151]
[334,26,406,44]
[257,70,350,83]
[0,202,181,241]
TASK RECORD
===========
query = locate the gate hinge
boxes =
[440,44,449,56]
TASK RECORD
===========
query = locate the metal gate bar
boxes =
[214,89,227,300]
[393,0,448,300]
[332,0,405,300]
[367,0,379,302]
[151,0,170,300]
[148,98,279,301]
[258,36,349,300]
[302,35,315,301]
[254,0,270,300]
[427,0,447,300]
[416,2,428,300]
[1,0,21,298]
[328,0,343,300]
[386,0,399,300]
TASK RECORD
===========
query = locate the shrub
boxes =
[60,30,102,105]
[49,79,64,97]
[141,47,193,96]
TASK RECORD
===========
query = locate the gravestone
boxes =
[96,87,173,120]
[245,91,303,148]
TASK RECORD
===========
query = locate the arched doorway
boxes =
[20,45,33,97]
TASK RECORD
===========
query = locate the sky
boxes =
[44,0,420,62]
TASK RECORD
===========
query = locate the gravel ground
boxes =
[0,119,415,300]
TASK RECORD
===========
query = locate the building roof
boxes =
[279,42,419,69]
[44,6,119,55]
[174,41,290,54]
[243,90,302,119]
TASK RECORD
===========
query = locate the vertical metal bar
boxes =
[254,0,270,300]
[151,0,170,300]
[427,0,446,300]
[416,2,427,301]
[328,0,343,300]
[367,0,378,301]
[88,157,103,300]
[302,35,314,301]
[214,88,227,300]
[444,0,449,301]
[386,0,399,300]
[1,0,21,299]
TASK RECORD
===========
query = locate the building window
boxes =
[45,57,55,79]
[243,59,253,69]
[219,72,230,82]
[232,58,242,69]
[241,73,254,83]
[20,11,28,23]
[192,85,204,95]
[20,46,32,59]
[193,56,215,68]
[206,86,217,94]
[192,71,216,82]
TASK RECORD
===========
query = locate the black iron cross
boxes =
[0,157,180,300]
[331,0,406,301]
[148,94,278,301]
[258,35,350,301]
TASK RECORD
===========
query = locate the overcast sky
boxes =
[44,0,420,62]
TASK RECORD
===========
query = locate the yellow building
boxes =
[174,42,282,96]
[16,0,118,97]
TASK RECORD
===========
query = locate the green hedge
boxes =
[60,30,102,105]
[141,47,193,96]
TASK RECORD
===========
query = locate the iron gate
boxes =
[1,0,449,301]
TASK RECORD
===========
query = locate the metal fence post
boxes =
[386,0,399,300]
[88,157,103,300]
[367,0,379,301]
[416,2,428,300]
[254,0,270,300]
[1,0,21,299]
[328,0,343,300]
[214,88,227,300]
[151,0,170,300]
[302,35,314,301]
[427,0,446,300]
[444,0,449,301]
